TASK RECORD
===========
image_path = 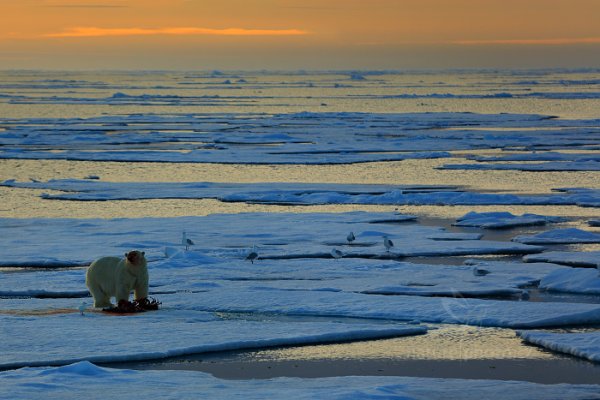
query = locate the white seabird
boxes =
[472,267,491,276]
[246,246,258,264]
[182,231,194,251]
[383,236,394,252]
[347,232,355,244]
[331,248,343,259]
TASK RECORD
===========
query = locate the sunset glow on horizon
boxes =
[44,26,310,38]
[2,0,600,70]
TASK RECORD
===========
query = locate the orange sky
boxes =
[1,0,600,69]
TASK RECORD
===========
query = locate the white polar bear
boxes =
[86,250,149,308]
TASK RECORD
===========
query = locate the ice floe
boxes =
[1,111,599,164]
[2,362,600,400]
[165,289,600,328]
[454,211,565,229]
[538,268,600,295]
[440,161,600,172]
[467,152,600,163]
[524,251,600,268]
[518,331,600,363]
[513,228,600,245]
[2,179,600,208]
[228,259,565,298]
[1,254,565,300]
[0,307,424,369]
[0,213,544,268]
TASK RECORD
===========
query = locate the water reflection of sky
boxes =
[207,325,557,362]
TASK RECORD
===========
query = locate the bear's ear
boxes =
[124,252,128,258]
[141,251,145,256]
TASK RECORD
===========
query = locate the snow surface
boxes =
[1,111,599,164]
[513,228,600,245]
[524,251,600,268]
[538,268,600,295]
[440,161,600,172]
[0,307,425,369]
[454,211,565,229]
[0,213,544,267]
[0,255,565,300]
[518,331,600,363]
[467,152,600,163]
[154,288,600,329]
[2,362,600,400]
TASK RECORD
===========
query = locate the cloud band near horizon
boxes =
[454,37,600,45]
[45,26,309,38]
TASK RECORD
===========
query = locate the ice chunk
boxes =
[524,250,600,268]
[454,211,565,229]
[538,268,600,294]
[2,364,600,399]
[0,308,425,370]
[518,331,600,363]
[513,228,600,244]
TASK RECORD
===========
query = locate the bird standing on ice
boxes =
[246,246,258,264]
[182,231,194,251]
[472,267,490,276]
[331,248,343,259]
[383,236,394,252]
[346,232,355,244]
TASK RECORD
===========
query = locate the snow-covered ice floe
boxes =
[440,161,600,172]
[0,256,564,300]
[524,250,600,268]
[0,305,425,370]
[156,288,600,329]
[518,331,600,363]
[1,111,599,164]
[466,152,600,163]
[454,211,565,229]
[2,362,600,400]
[513,228,600,245]
[538,268,600,295]
[3,179,600,208]
[0,213,544,267]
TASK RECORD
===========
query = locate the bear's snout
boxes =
[125,250,146,265]
[126,251,139,264]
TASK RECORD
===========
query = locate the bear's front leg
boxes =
[115,284,131,305]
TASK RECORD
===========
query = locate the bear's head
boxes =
[125,250,146,267]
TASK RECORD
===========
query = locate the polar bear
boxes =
[86,250,149,308]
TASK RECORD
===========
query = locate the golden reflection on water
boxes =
[240,325,555,362]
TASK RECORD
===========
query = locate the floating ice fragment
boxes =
[454,211,565,229]
[518,331,600,363]
[513,228,600,244]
